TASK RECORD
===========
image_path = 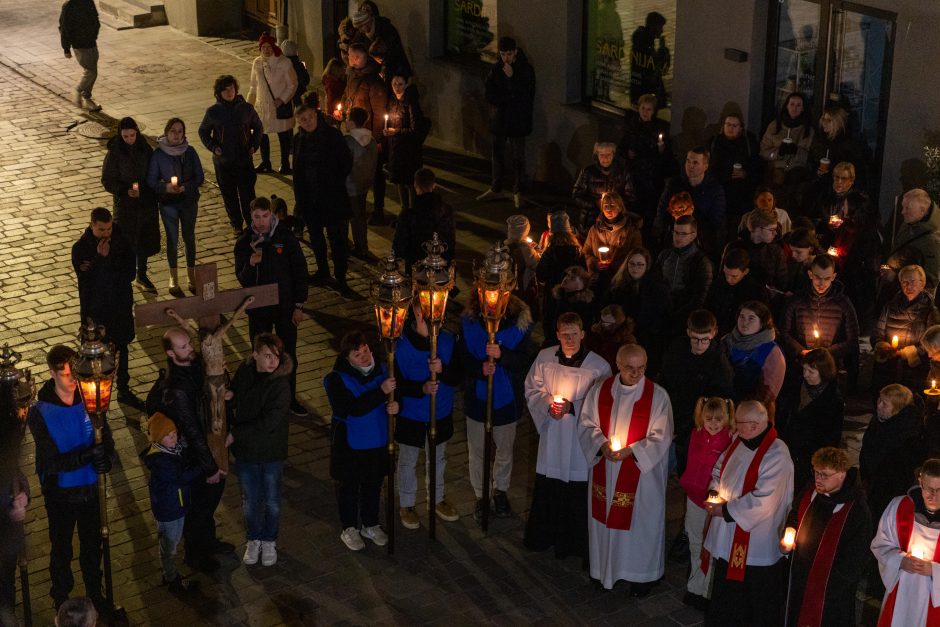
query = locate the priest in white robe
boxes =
[524,312,611,559]
[578,343,673,595]
[702,400,793,627]
[872,458,940,627]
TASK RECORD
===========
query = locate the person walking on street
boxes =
[59,0,101,112]
[198,75,264,235]
[478,37,536,210]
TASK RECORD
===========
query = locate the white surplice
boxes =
[702,435,793,567]
[871,495,940,627]
[525,347,611,482]
[578,375,673,588]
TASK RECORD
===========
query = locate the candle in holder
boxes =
[657,133,664,145]
[827,246,839,257]
[132,182,139,192]
[552,394,563,405]
[892,335,900,349]
[813,328,820,348]
[384,113,389,130]
[782,527,796,550]
[926,380,940,397]
[597,246,610,263]
[170,176,178,187]
[609,436,623,452]
[705,490,723,504]
[828,214,843,228]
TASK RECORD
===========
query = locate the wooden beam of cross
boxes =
[134,263,278,331]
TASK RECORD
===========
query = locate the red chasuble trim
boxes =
[877,496,940,627]
[591,376,654,530]
[794,489,854,627]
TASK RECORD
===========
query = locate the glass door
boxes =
[765,1,896,197]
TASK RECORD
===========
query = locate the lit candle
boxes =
[525,237,533,244]
[597,246,610,262]
[912,545,928,560]
[828,214,843,227]
[782,527,796,550]
[892,335,900,349]
[609,436,623,452]
[813,329,820,341]
[705,490,723,504]
[552,394,563,405]
[132,182,139,192]
[384,113,389,130]
[657,133,664,144]
[827,246,839,257]
[170,176,178,186]
[926,380,940,397]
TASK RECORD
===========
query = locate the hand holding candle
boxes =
[170,176,178,187]
[132,182,139,192]
[609,436,623,452]
[782,526,796,552]
[550,394,566,418]
[927,380,940,397]
[827,246,839,257]
[597,246,610,269]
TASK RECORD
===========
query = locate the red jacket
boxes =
[679,427,733,508]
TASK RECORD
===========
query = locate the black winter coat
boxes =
[370,16,412,80]
[484,49,536,137]
[809,131,870,190]
[860,397,924,522]
[655,174,727,252]
[779,281,860,363]
[705,273,772,337]
[786,469,871,627]
[654,243,714,332]
[707,131,761,216]
[777,381,844,494]
[71,225,136,346]
[392,192,455,272]
[871,291,940,393]
[618,111,677,217]
[287,56,311,107]
[59,0,98,53]
[197,94,263,166]
[386,85,426,184]
[149,361,218,476]
[101,135,160,258]
[657,337,733,473]
[229,355,292,463]
[729,237,789,291]
[535,242,586,291]
[571,156,637,233]
[342,59,388,139]
[234,223,308,318]
[292,118,353,226]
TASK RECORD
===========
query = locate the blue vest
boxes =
[326,364,389,450]
[36,400,96,488]
[397,331,456,423]
[729,341,776,400]
[462,315,528,410]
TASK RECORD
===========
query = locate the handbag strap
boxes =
[260,64,278,103]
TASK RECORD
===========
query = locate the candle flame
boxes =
[813,329,819,339]
[525,237,533,244]
[827,247,839,257]
[892,335,900,348]
[609,436,623,452]
[552,394,563,405]
[783,527,796,548]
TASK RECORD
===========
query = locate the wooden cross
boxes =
[134,263,277,332]
[135,263,278,473]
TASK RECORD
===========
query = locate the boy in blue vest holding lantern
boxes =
[27,344,113,611]
[460,292,533,523]
[394,301,462,529]
[324,331,398,551]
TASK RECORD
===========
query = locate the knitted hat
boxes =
[148,412,176,444]
[258,33,283,56]
[506,215,530,241]
[352,9,373,28]
[549,210,571,234]
[280,39,298,57]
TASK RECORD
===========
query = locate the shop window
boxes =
[583,0,675,112]
[443,0,499,64]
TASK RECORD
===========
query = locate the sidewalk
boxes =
[0,1,880,625]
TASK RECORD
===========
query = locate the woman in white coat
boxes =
[247,33,298,174]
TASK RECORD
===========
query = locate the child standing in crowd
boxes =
[142,412,201,593]
[678,397,733,612]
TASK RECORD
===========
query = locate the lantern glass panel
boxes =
[79,377,112,414]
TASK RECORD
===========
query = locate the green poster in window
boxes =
[446,0,495,59]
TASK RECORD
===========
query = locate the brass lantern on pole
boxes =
[473,243,516,532]
[413,233,455,540]
[370,254,413,554]
[0,342,36,624]
[71,319,121,617]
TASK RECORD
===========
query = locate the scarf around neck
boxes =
[157,135,190,157]
[723,327,775,353]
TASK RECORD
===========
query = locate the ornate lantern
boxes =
[371,255,412,342]
[413,233,455,330]
[71,319,117,418]
[474,242,517,337]
[0,344,35,426]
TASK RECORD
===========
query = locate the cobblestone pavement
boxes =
[0,1,881,625]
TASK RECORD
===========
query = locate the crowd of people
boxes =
[4,1,940,626]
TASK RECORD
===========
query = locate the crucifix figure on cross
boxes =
[135,262,278,471]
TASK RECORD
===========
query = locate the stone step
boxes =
[97,0,167,28]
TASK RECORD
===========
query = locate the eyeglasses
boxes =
[813,470,838,480]
[921,485,940,497]
[689,337,712,345]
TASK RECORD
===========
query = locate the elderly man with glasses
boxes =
[701,400,793,626]
[782,447,871,627]
[872,458,940,627]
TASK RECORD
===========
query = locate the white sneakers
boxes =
[243,540,277,566]
[359,525,388,546]
[341,527,365,551]
[243,540,261,565]
[340,525,389,550]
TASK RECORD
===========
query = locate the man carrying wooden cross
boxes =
[578,343,673,596]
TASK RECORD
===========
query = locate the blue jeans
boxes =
[237,461,284,542]
[156,516,185,580]
[159,201,198,268]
